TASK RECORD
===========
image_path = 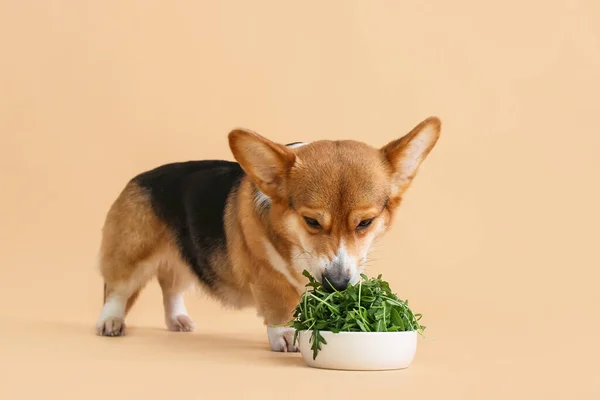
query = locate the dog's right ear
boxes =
[228,128,296,199]
[380,117,441,199]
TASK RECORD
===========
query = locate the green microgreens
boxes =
[288,270,426,360]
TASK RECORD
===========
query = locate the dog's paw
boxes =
[267,326,298,352]
[96,317,126,337]
[166,314,196,332]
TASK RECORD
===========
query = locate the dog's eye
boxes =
[357,218,374,230]
[303,217,321,229]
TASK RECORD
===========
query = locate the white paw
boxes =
[267,326,298,352]
[96,317,126,337]
[166,314,196,332]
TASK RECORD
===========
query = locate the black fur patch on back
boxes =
[132,160,245,289]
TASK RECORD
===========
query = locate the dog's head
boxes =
[228,117,441,290]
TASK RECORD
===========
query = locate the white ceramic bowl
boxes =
[298,330,418,371]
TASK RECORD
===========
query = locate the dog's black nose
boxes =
[322,270,350,291]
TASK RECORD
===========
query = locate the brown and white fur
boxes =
[95,117,441,352]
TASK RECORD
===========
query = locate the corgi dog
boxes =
[95,117,441,352]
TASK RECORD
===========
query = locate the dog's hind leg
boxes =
[97,273,150,336]
[95,182,166,337]
[158,261,196,333]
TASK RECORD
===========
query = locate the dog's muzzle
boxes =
[322,264,351,291]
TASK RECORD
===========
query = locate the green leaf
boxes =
[356,319,368,332]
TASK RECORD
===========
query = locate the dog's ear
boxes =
[228,128,296,199]
[381,117,441,198]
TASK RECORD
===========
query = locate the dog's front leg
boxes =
[266,325,297,353]
[252,281,300,352]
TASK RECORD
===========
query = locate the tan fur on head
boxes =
[228,117,441,288]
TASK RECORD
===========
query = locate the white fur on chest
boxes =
[254,141,310,293]
[286,142,309,149]
[262,240,305,293]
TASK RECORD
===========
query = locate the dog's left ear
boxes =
[381,117,441,198]
[228,128,296,199]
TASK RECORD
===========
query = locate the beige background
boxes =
[1,1,599,398]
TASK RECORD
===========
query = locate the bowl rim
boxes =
[298,329,417,336]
